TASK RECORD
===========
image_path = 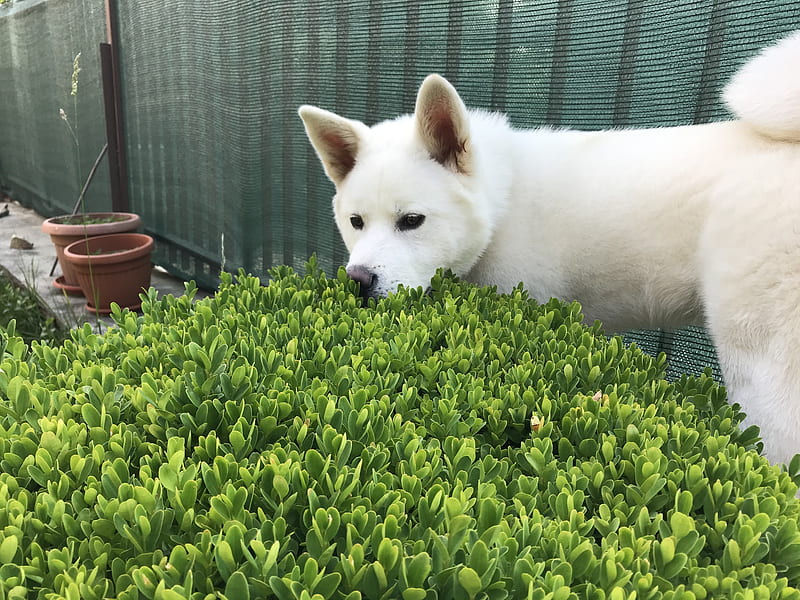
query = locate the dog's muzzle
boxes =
[346,265,379,299]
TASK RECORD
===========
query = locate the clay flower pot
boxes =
[41,212,142,294]
[63,233,154,314]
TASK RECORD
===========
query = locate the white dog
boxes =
[299,31,800,466]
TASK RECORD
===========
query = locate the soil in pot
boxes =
[63,232,154,314]
[41,212,142,293]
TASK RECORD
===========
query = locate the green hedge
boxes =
[0,261,799,599]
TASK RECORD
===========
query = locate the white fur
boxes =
[299,31,800,466]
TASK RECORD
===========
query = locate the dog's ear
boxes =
[298,106,367,186]
[414,74,471,174]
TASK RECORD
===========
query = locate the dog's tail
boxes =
[724,30,800,142]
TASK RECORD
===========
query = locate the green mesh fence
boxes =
[0,0,109,216]
[2,0,799,382]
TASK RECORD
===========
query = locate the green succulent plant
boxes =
[0,258,797,599]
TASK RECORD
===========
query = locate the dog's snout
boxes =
[346,265,378,296]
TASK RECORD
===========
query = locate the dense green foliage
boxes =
[0,272,65,346]
[0,261,798,599]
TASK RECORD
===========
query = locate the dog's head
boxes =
[299,74,495,298]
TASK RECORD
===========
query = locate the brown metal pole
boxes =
[102,0,129,212]
[99,43,124,211]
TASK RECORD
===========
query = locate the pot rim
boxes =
[63,232,154,265]
[42,212,142,236]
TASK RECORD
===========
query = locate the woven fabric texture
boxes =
[0,0,110,216]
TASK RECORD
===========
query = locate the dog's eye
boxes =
[350,215,364,230]
[397,213,425,231]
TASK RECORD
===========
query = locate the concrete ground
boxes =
[0,200,207,333]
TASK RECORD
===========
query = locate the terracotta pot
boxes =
[63,233,154,314]
[41,212,142,294]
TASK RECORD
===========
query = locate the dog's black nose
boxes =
[346,265,378,297]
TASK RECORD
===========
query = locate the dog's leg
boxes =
[701,255,800,466]
[709,329,800,466]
